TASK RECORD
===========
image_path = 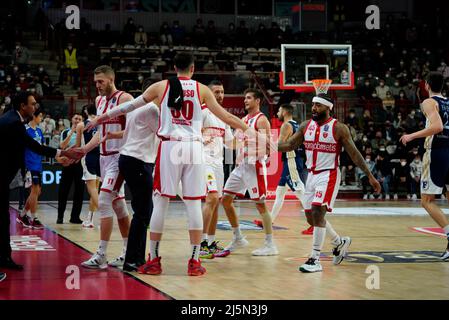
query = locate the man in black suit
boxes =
[0,91,83,273]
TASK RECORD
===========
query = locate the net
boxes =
[311,79,332,94]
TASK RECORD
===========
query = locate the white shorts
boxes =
[82,157,97,181]
[303,168,340,212]
[153,140,206,199]
[223,162,267,201]
[205,162,224,197]
[100,153,125,197]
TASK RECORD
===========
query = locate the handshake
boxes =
[56,147,87,167]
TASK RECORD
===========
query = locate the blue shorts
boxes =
[278,158,304,191]
[30,171,42,186]
[421,148,449,194]
[85,154,101,177]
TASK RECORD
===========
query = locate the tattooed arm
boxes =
[277,120,308,152]
[336,122,381,193]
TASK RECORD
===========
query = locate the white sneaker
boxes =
[441,250,449,261]
[393,194,398,200]
[407,194,411,200]
[441,194,447,200]
[108,254,125,267]
[332,236,352,265]
[385,194,390,200]
[251,242,279,256]
[363,194,368,200]
[82,220,94,228]
[369,194,375,200]
[81,252,108,269]
[299,258,322,273]
[225,236,249,252]
[412,194,418,200]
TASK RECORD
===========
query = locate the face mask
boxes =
[394,82,399,86]
[68,46,72,50]
[350,114,355,118]
[380,147,386,151]
[138,76,143,81]
[59,121,63,125]
[6,77,11,82]
[16,46,20,50]
[26,73,31,77]
[208,60,213,64]
[413,151,418,155]
[269,78,275,83]
[365,82,370,86]
[400,94,404,98]
[13,67,18,71]
[380,83,385,87]
[16,87,20,91]
[410,112,415,117]
[139,29,143,32]
[30,88,35,93]
[365,158,371,162]
[157,58,162,61]
[401,161,407,166]
[141,59,146,64]
[372,94,377,98]
[4,97,10,105]
[363,137,368,142]
[150,68,155,73]
[39,67,44,72]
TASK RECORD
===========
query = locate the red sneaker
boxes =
[253,219,263,228]
[187,258,206,276]
[137,256,162,275]
[301,226,314,235]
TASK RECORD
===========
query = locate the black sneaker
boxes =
[0,272,6,282]
[16,215,31,227]
[69,218,83,224]
[299,257,323,273]
[56,218,63,224]
[441,241,449,261]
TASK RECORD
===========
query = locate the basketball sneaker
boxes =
[81,252,108,269]
[224,236,249,252]
[207,241,229,257]
[299,257,322,273]
[199,241,214,259]
[82,220,94,228]
[16,214,31,227]
[440,241,449,261]
[332,236,352,265]
[138,256,162,275]
[0,272,6,283]
[301,225,314,235]
[29,218,44,230]
[252,241,279,256]
[187,258,206,276]
[108,254,125,267]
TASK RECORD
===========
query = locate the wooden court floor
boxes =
[14,200,449,300]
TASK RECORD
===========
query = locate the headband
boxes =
[312,96,333,110]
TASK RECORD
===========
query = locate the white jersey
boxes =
[96,90,126,155]
[303,118,340,172]
[120,103,160,164]
[202,105,233,165]
[236,112,266,164]
[157,77,203,141]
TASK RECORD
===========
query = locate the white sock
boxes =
[265,233,273,244]
[207,235,216,246]
[444,225,449,241]
[98,240,108,255]
[232,227,242,239]
[150,240,160,260]
[30,212,36,219]
[311,227,326,260]
[192,244,200,261]
[122,238,128,256]
[88,211,94,222]
[326,220,341,246]
[271,186,288,221]
[202,233,208,242]
[23,210,30,218]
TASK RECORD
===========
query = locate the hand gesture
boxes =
[61,147,85,161]
[369,175,382,194]
[399,134,414,145]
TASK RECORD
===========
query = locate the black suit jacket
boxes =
[0,110,57,185]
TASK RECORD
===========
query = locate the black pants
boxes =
[0,181,11,258]
[57,162,84,221]
[119,155,154,265]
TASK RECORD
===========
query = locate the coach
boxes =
[0,91,82,272]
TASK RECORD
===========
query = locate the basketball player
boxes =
[277,93,381,272]
[80,66,132,269]
[16,107,45,229]
[253,104,311,233]
[200,80,234,259]
[76,104,100,228]
[86,53,253,276]
[400,72,449,260]
[221,88,278,256]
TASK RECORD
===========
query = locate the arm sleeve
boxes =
[107,95,147,119]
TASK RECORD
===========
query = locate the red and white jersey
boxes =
[157,77,203,141]
[202,104,233,165]
[303,118,340,172]
[236,112,266,164]
[97,90,126,155]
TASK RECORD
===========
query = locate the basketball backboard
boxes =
[280,44,353,92]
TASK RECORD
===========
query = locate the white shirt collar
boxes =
[16,111,25,123]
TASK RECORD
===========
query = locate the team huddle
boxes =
[41,52,449,276]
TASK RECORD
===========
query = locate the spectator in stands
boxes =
[357,153,376,200]
[171,20,185,45]
[122,18,137,46]
[134,26,147,47]
[192,18,205,45]
[392,157,411,200]
[203,58,219,72]
[358,79,373,100]
[438,61,449,78]
[361,109,373,130]
[371,130,386,152]
[375,152,393,200]
[396,89,412,116]
[409,152,422,200]
[340,148,356,186]
[13,41,30,70]
[384,120,397,143]
[35,65,49,82]
[403,81,417,104]
[236,20,249,47]
[382,91,395,121]
[63,42,79,89]
[225,23,237,47]
[254,24,266,48]
[375,79,390,100]
[40,114,56,137]
[4,74,14,92]
[269,22,283,48]
[205,20,217,47]
[160,22,173,45]
[404,109,419,133]
[416,74,429,103]
[17,74,29,91]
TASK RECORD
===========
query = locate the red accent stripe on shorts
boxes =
[100,188,112,193]
[323,169,338,206]
[153,142,162,193]
[160,193,177,199]
[207,190,218,194]
[183,195,206,200]
[112,196,126,203]
[255,161,267,199]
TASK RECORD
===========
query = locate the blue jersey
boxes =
[25,125,44,172]
[281,120,301,161]
[425,96,449,149]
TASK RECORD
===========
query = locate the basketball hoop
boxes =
[311,79,332,95]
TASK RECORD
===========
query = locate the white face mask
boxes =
[379,147,386,151]
[363,137,368,142]
[401,161,407,166]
